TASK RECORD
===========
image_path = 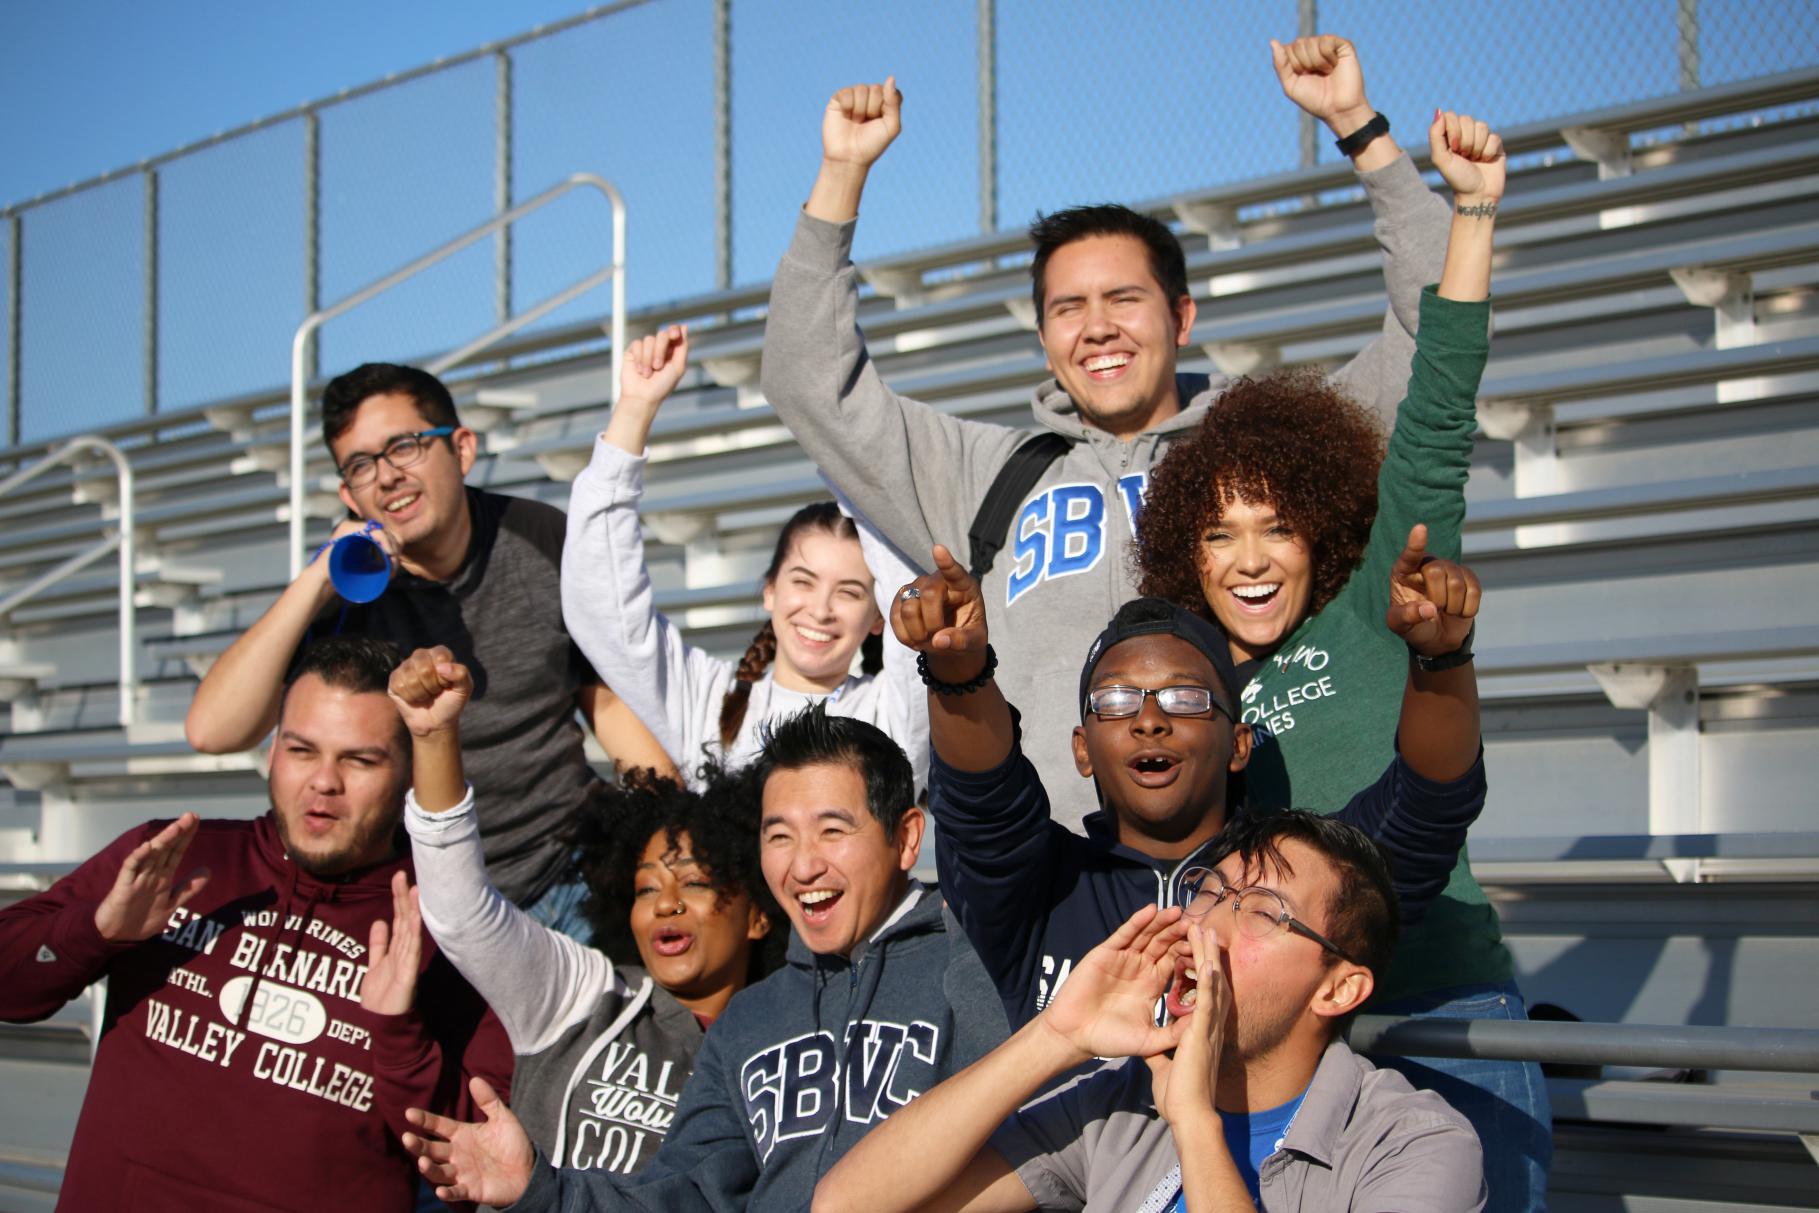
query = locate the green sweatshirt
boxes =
[1240,287,1513,1004]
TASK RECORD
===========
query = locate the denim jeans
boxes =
[523,872,595,946]
[1367,980,1552,1213]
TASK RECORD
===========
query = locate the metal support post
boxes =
[303,112,322,386]
[1678,0,1702,135]
[1297,0,1318,170]
[5,212,19,447]
[142,168,159,416]
[978,0,997,234]
[1589,664,1702,883]
[713,0,732,291]
[495,50,514,326]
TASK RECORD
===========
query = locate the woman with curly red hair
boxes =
[1138,110,1548,1212]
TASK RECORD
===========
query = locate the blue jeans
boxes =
[524,873,595,946]
[1368,981,1552,1213]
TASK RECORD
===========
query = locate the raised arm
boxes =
[764,79,1026,565]
[184,516,391,752]
[564,328,738,771]
[891,544,1012,772]
[1430,109,1505,304]
[813,905,1186,1213]
[1272,35,1451,430]
[389,647,616,1054]
[1386,526,1481,784]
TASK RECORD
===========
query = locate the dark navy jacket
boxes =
[928,716,1487,1029]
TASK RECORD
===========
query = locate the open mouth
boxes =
[1165,959,1200,1019]
[796,888,843,925]
[301,807,340,836]
[651,927,694,958]
[1125,751,1183,789]
[382,491,422,517]
[792,624,837,649]
[1229,583,1281,614]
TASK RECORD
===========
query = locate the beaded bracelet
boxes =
[917,645,998,696]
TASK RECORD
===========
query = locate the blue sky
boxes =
[0,0,603,207]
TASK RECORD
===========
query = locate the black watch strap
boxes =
[1411,624,1475,672]
[1334,112,1390,158]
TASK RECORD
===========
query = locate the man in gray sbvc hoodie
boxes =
[402,707,1009,1211]
[761,36,1449,829]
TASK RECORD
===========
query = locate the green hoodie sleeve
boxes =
[1347,287,1489,628]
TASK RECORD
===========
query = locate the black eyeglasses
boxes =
[1083,684,1230,721]
[339,427,456,488]
[1175,865,1357,964]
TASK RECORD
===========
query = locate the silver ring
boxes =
[900,586,922,601]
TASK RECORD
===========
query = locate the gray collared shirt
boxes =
[990,1038,1486,1213]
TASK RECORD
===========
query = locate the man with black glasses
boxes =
[187,363,671,941]
[888,530,1489,1029]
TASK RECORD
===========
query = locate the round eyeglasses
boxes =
[339,427,456,488]
[1083,684,1229,721]
[1175,865,1357,964]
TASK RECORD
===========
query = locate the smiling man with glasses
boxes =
[888,533,1491,1034]
[186,363,674,942]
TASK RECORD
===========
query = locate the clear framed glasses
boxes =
[338,426,456,488]
[1083,684,1228,720]
[1175,865,1357,964]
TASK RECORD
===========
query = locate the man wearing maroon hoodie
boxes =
[0,636,513,1213]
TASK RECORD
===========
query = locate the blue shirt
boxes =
[1167,1088,1308,1210]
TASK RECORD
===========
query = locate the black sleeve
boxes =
[1332,744,1488,926]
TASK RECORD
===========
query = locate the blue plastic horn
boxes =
[326,521,393,604]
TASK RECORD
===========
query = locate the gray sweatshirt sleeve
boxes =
[562,435,735,776]
[1329,152,1453,430]
[404,787,613,1056]
[761,211,1030,562]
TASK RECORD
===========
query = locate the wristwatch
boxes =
[1411,624,1474,672]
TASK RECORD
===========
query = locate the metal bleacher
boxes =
[3,68,1819,1210]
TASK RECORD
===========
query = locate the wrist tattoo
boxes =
[1455,201,1498,219]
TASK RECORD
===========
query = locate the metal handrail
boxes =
[1351,1016,1819,1074]
[0,436,136,727]
[288,171,626,576]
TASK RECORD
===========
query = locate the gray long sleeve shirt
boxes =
[761,153,1449,830]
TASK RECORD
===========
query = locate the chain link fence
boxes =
[3,0,1815,445]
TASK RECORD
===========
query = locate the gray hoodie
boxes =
[505,883,1011,1212]
[761,153,1449,830]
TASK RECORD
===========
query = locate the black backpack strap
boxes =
[966,432,1071,581]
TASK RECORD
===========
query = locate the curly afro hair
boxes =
[572,765,785,986]
[1135,367,1384,627]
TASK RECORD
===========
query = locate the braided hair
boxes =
[718,502,884,749]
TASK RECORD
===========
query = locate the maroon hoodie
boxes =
[0,814,514,1212]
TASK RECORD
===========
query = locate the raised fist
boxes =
[388,645,473,738]
[617,324,689,416]
[890,544,988,683]
[1429,109,1506,204]
[1271,35,1372,134]
[822,76,902,169]
[1386,524,1481,658]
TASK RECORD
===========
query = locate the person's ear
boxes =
[747,903,772,941]
[894,805,926,872]
[337,482,364,519]
[454,427,479,476]
[762,578,776,615]
[1173,296,1198,346]
[1229,722,1253,773]
[1312,964,1374,1022]
[868,608,885,637]
[1036,320,1056,375]
[1072,724,1093,778]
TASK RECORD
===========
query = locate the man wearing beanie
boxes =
[890,536,1489,1029]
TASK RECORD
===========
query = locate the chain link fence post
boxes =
[1678,0,1702,135]
[142,168,158,416]
[979,0,998,234]
[495,50,514,327]
[5,213,19,446]
[714,0,733,292]
[1297,0,1318,170]
[302,112,321,387]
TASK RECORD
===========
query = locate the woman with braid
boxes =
[562,325,926,784]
